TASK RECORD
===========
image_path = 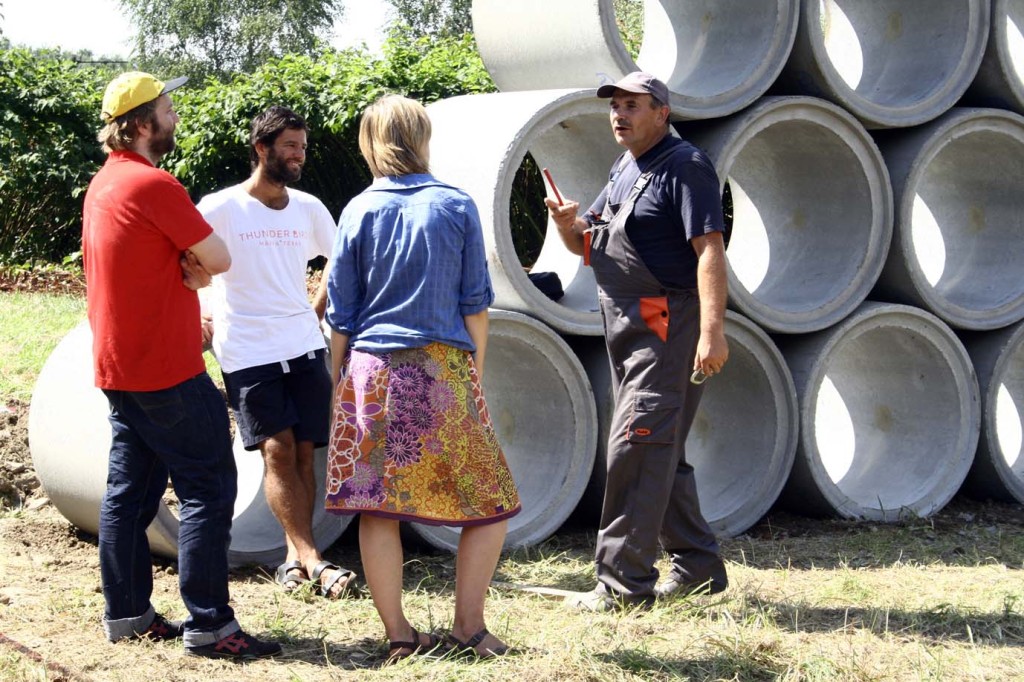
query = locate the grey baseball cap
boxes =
[596,72,670,105]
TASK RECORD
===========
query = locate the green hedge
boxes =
[0,31,496,265]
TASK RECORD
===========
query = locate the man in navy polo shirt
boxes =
[546,72,730,611]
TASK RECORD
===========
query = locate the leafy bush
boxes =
[170,29,496,218]
[0,30,495,264]
[0,49,107,264]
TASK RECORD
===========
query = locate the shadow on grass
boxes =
[595,646,792,682]
[744,596,1024,647]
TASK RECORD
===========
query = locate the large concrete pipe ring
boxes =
[471,0,798,119]
[27,321,350,567]
[409,309,597,552]
[959,321,1024,503]
[776,0,989,128]
[567,311,798,537]
[776,302,980,520]
[872,108,1024,331]
[964,0,1024,114]
[28,322,178,559]
[681,96,892,334]
[427,89,624,336]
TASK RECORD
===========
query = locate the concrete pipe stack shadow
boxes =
[27,321,351,567]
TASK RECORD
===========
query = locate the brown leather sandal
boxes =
[445,628,510,659]
[386,627,443,663]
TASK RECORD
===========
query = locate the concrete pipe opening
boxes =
[964,0,1024,113]
[777,302,980,520]
[682,97,892,334]
[778,0,989,128]
[427,90,626,336]
[472,0,798,119]
[960,322,1024,503]
[28,321,349,567]
[409,309,597,552]
[568,311,798,537]
[874,108,1024,331]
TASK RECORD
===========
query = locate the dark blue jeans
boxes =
[100,372,240,646]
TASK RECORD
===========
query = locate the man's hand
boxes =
[694,328,729,378]
[181,250,213,290]
[544,197,585,255]
[200,313,215,346]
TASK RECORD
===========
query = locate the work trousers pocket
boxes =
[625,390,680,444]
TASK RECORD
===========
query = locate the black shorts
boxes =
[222,349,332,451]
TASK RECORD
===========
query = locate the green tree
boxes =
[385,0,471,39]
[119,0,345,82]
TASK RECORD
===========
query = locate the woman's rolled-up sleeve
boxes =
[458,198,494,316]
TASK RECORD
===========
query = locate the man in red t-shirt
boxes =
[82,71,280,660]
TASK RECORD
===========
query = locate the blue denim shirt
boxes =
[325,174,494,353]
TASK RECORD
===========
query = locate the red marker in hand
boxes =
[542,167,564,205]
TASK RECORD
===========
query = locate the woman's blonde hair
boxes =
[358,95,431,178]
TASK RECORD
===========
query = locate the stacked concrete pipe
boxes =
[776,0,990,128]
[472,0,799,119]
[776,302,980,520]
[568,311,798,537]
[427,88,644,336]
[681,96,893,333]
[965,0,1024,113]
[959,321,1024,503]
[28,321,351,567]
[871,107,1024,330]
[409,310,597,552]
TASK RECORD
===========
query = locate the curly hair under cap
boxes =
[358,95,431,178]
[97,99,159,153]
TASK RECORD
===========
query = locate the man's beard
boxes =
[265,147,302,185]
[149,117,176,157]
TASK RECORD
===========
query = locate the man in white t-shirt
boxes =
[198,106,355,599]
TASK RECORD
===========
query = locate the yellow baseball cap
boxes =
[100,71,188,122]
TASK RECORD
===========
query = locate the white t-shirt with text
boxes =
[198,184,336,373]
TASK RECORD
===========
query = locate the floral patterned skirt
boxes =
[325,342,521,527]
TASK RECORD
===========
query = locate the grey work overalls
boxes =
[587,149,725,600]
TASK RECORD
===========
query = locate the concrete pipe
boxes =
[471,0,798,119]
[409,309,598,552]
[27,321,350,567]
[776,302,980,520]
[776,0,989,128]
[964,0,1024,114]
[682,96,892,334]
[567,311,798,537]
[959,321,1024,503]
[427,89,623,336]
[872,108,1024,331]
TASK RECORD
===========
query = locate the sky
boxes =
[1,0,391,57]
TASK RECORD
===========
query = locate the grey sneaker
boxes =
[654,575,728,599]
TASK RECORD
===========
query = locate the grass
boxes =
[0,291,87,403]
[2,290,1023,680]
[0,290,223,403]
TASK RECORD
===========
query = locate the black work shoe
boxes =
[135,613,185,641]
[186,629,282,660]
[654,575,728,599]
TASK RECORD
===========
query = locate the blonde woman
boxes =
[324,95,520,662]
